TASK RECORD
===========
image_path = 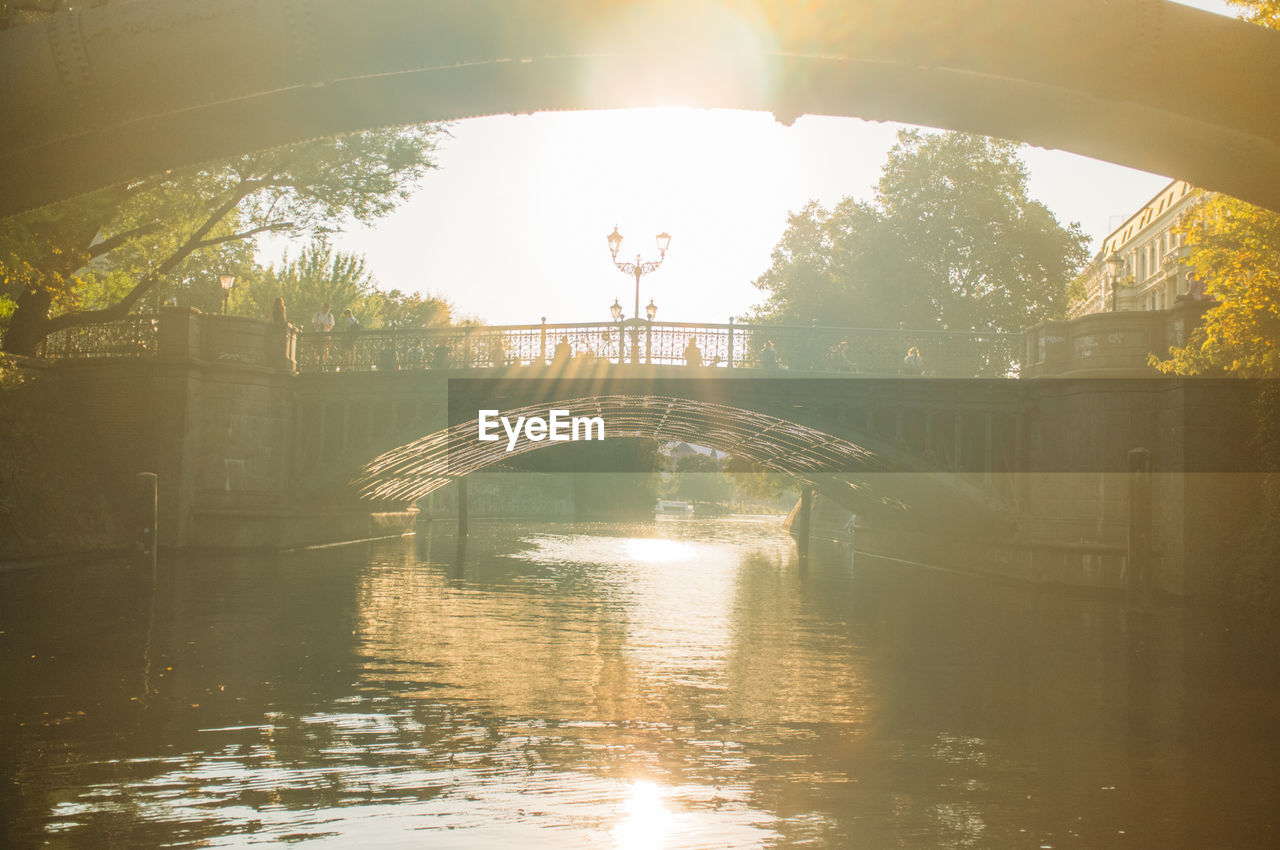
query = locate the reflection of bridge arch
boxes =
[345,393,1015,532]
[3,0,1280,216]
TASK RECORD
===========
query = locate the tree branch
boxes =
[194,222,293,249]
[85,221,165,259]
[45,179,264,332]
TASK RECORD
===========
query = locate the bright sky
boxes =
[262,0,1239,327]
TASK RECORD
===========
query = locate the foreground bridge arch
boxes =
[3,0,1280,217]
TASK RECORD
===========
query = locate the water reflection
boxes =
[3,518,1280,847]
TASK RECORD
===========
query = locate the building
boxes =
[1071,179,1204,316]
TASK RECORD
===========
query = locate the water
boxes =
[3,517,1279,847]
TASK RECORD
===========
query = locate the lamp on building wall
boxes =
[1104,252,1125,312]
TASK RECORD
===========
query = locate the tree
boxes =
[1150,194,1280,377]
[1228,0,1280,28]
[233,238,378,325]
[0,125,446,354]
[753,130,1089,351]
[663,453,734,505]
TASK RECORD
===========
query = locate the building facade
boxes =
[1071,180,1204,316]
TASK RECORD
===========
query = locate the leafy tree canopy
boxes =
[1151,194,1280,377]
[1,124,446,354]
[1228,0,1280,28]
[1151,1,1280,378]
[231,237,457,331]
[752,130,1090,343]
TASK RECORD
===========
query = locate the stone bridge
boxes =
[36,307,1265,599]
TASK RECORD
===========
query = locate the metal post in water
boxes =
[136,472,158,564]
[1127,448,1152,612]
[797,486,813,559]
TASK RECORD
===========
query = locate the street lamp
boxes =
[607,227,670,362]
[646,298,658,321]
[1104,252,1125,312]
[219,273,236,315]
[610,298,623,321]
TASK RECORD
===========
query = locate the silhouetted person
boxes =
[376,340,398,372]
[340,308,359,369]
[312,302,334,333]
[903,345,923,375]
[270,296,287,326]
[312,302,335,367]
[432,344,451,368]
[684,337,702,367]
[488,335,506,367]
[759,340,779,369]
[552,335,572,365]
[405,340,425,368]
[827,340,853,372]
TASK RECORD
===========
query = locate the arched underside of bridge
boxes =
[2,1,1280,218]
[352,395,1013,532]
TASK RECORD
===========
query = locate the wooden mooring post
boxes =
[457,476,469,540]
[136,472,158,566]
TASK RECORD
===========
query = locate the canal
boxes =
[3,517,1279,847]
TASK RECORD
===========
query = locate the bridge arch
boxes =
[347,394,1015,532]
[2,0,1280,218]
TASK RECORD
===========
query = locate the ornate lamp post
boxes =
[1104,252,1125,312]
[610,298,625,363]
[219,273,236,315]
[608,227,670,362]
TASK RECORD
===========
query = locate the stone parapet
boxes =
[158,307,296,372]
[1023,301,1214,378]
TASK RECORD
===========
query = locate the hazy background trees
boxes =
[752,130,1090,340]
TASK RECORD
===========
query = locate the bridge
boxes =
[30,304,1262,600]
[5,0,1277,598]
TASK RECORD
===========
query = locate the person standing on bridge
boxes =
[552,336,572,366]
[340,308,360,370]
[312,302,335,368]
[270,296,288,326]
[759,340,779,369]
[684,337,703,367]
[376,339,399,372]
[903,346,923,375]
[405,339,425,369]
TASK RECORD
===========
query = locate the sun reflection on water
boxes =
[612,780,676,849]
[622,538,696,564]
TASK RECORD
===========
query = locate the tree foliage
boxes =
[1151,195,1280,377]
[1228,0,1280,28]
[1,125,446,354]
[752,130,1089,345]
[661,453,734,505]
[229,237,457,330]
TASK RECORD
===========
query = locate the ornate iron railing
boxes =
[35,316,160,359]
[296,320,1020,377]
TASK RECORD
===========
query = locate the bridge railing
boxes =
[34,315,160,359]
[294,320,1019,376]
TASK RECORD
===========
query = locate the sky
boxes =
[261,0,1239,327]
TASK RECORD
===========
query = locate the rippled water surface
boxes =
[3,517,1280,847]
